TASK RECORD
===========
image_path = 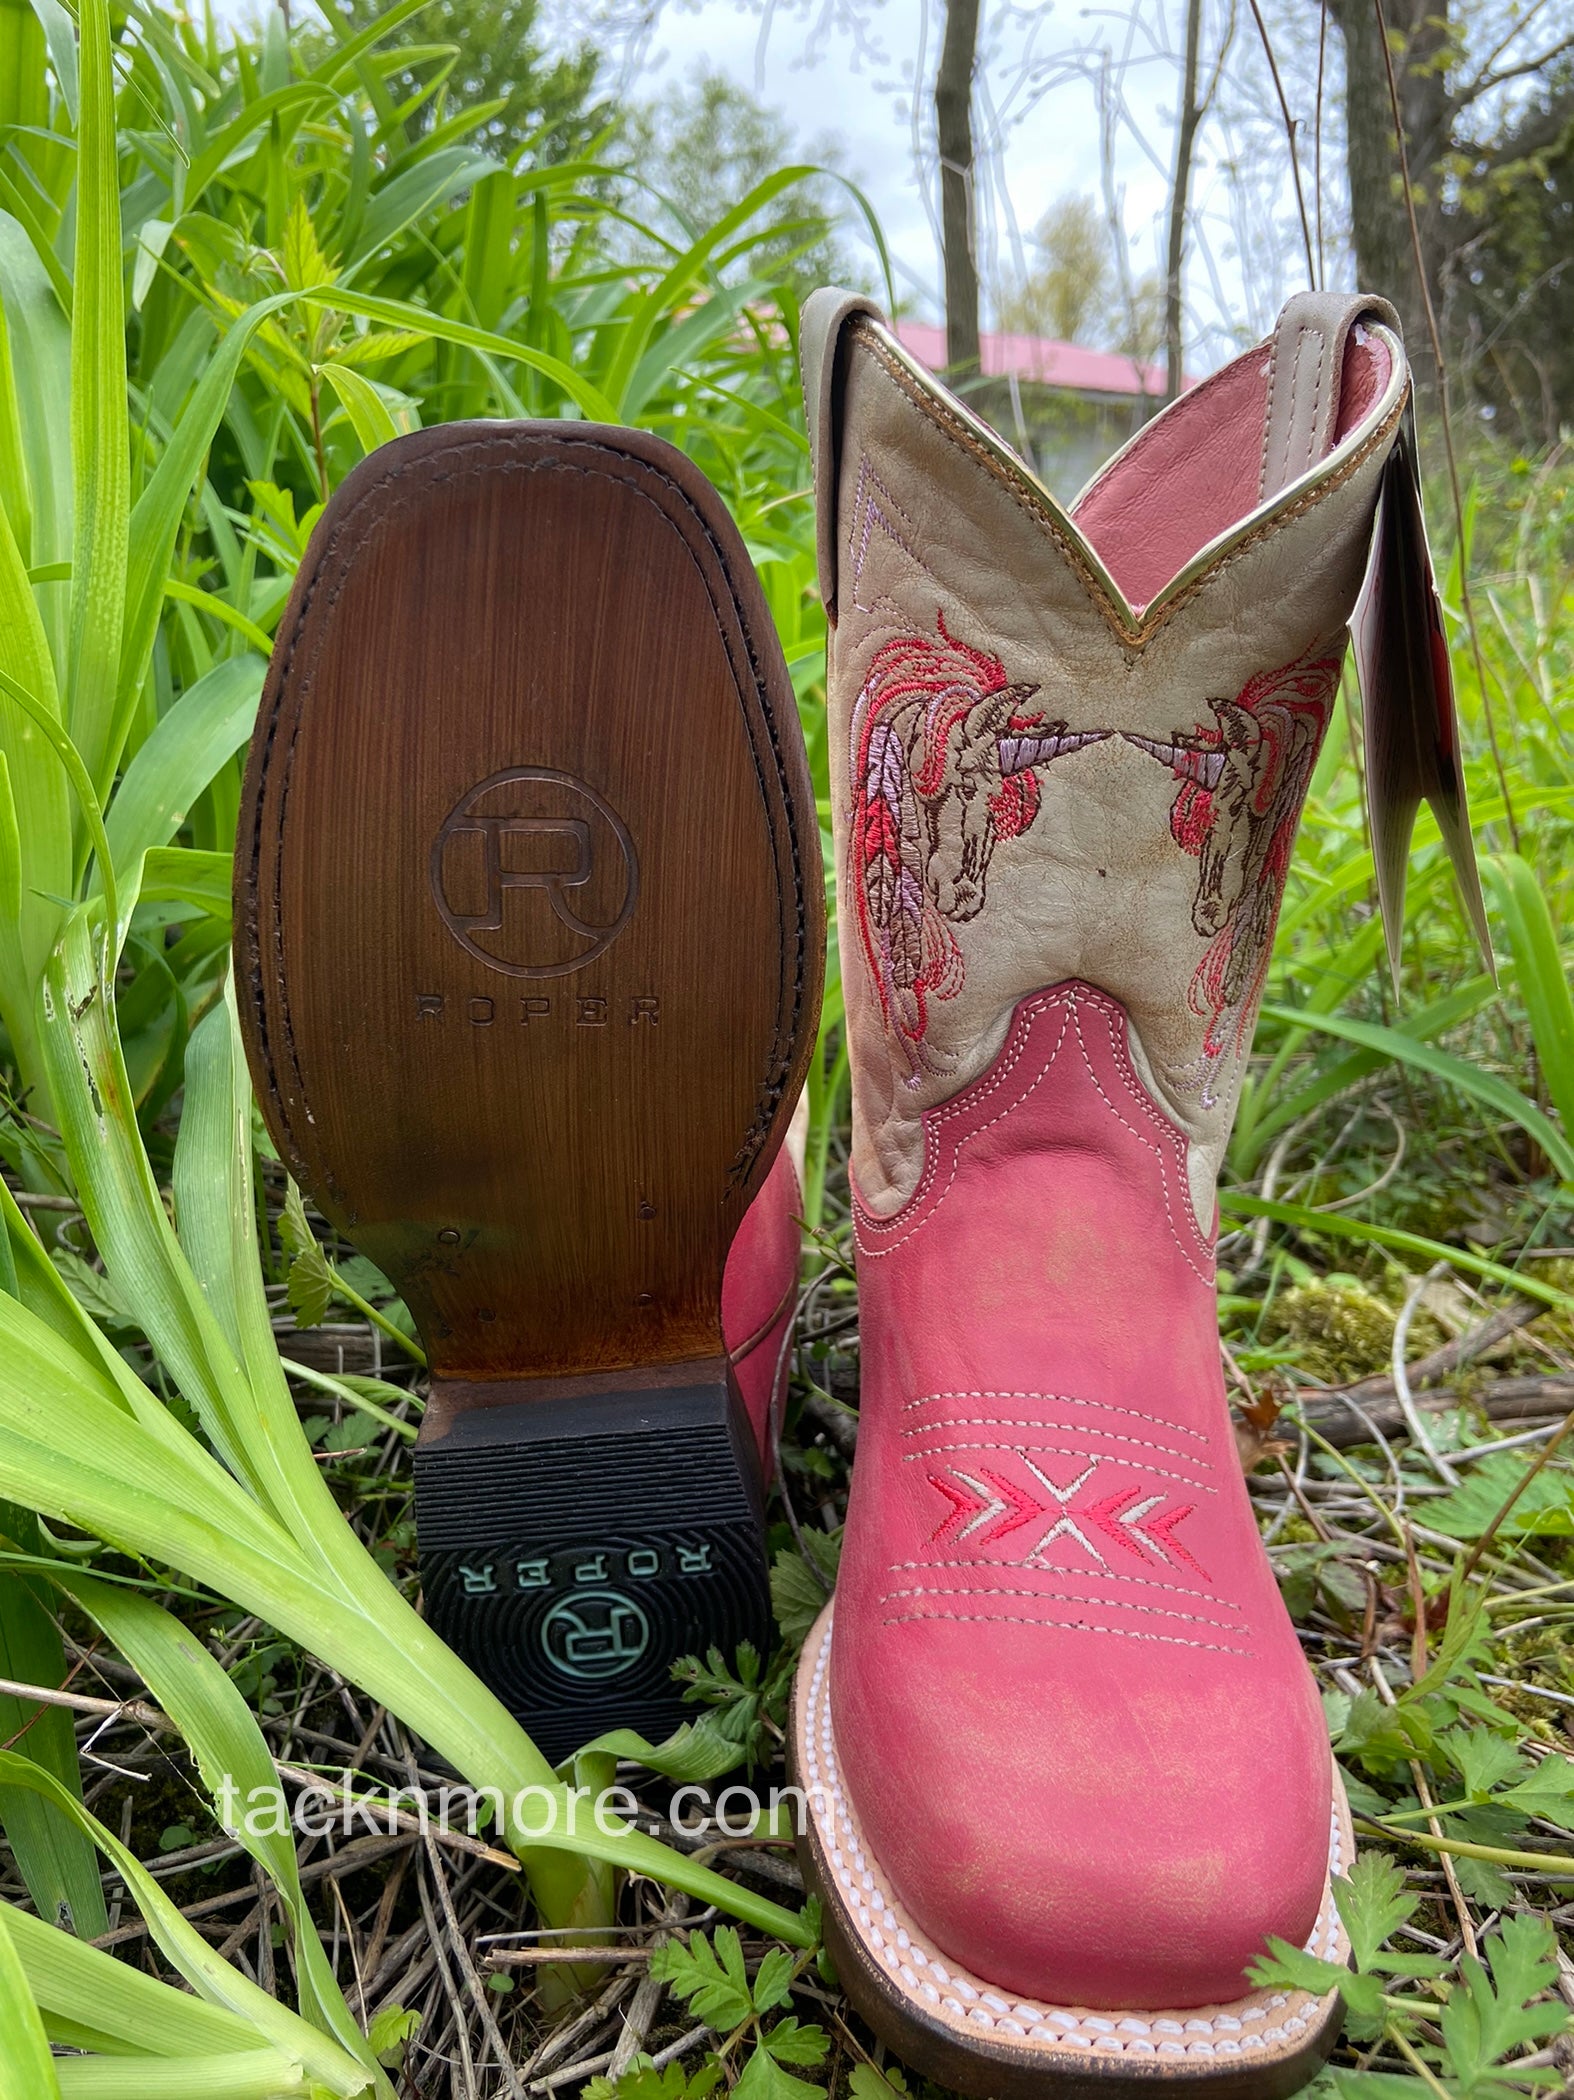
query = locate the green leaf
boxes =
[1482,854,1574,1144]
[54,1574,381,2078]
[750,1947,797,2015]
[1440,1727,1526,1803]
[585,2062,719,2100]
[733,2041,824,2100]
[650,1926,755,2031]
[65,0,130,806]
[0,1905,60,2100]
[760,2018,828,2066]
[0,1895,258,2057]
[1332,1853,1417,1972]
[103,657,264,876]
[1258,1002,1574,1185]
[770,1543,834,1648]
[848,2068,908,2100]
[1501,1755,1574,1819]
[0,1505,107,1941]
[320,362,403,455]
[0,1752,375,2096]
[1423,1453,1574,1541]
[568,1710,749,1784]
[368,2004,420,2068]
[1441,1914,1565,2095]
[281,1185,335,1330]
[1247,1936,1377,2019]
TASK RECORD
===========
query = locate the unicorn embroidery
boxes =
[849,613,1108,1075]
[1122,646,1342,1096]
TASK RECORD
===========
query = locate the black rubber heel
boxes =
[415,1365,770,1764]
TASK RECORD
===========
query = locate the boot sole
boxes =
[238,424,822,1761]
[790,1606,1347,2100]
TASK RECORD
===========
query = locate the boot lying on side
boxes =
[791,290,1485,2098]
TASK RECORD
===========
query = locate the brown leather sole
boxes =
[236,424,823,1755]
[790,1607,1345,2100]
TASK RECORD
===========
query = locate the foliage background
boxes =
[0,2,1571,2097]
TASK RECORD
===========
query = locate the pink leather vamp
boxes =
[831,983,1329,2011]
[723,1143,803,1463]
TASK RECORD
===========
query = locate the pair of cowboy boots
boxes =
[237,290,1481,2095]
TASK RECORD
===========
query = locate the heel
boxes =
[415,1362,770,1763]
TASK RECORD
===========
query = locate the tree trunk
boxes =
[1327,0,1453,394]
[1164,0,1203,403]
[936,0,982,380]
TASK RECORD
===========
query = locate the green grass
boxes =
[0,2,1573,2093]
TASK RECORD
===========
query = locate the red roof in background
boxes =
[893,320,1168,400]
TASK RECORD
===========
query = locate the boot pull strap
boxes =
[1353,406,1495,981]
[800,287,882,620]
[1258,290,1402,500]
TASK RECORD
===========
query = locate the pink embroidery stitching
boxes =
[1121,645,1341,1102]
[924,1457,1210,1581]
[849,613,1108,1079]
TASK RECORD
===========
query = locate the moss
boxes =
[1260,1276,1445,1385]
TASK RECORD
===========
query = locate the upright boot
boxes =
[237,423,823,1763]
[790,292,1485,2095]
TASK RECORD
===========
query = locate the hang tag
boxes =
[1352,408,1493,982]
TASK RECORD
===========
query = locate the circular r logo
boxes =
[430,767,638,978]
[540,1590,650,1681]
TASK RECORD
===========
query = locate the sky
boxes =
[228,0,1333,372]
[545,0,1325,366]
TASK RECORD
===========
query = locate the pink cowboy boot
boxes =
[790,291,1486,2094]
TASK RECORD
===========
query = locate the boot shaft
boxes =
[804,291,1480,1225]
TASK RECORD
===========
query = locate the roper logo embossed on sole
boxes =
[430,766,639,977]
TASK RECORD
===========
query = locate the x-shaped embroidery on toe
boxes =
[925,1454,1207,1580]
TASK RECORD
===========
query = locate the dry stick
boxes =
[1314,1,1328,290]
[423,1827,527,2100]
[362,1847,409,1997]
[418,1864,478,2100]
[331,1873,368,2030]
[1392,1263,1459,1486]
[1246,0,1315,282]
[521,1967,635,2080]
[273,1764,520,1871]
[1370,0,1520,851]
[608,1888,690,2078]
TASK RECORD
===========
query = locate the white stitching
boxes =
[877,1582,1252,1638]
[881,1604,1249,1653]
[856,985,1214,1283]
[902,1387,1213,1447]
[901,1416,1216,1471]
[885,1553,1225,1604]
[1066,998,1213,1281]
[857,998,1071,1252]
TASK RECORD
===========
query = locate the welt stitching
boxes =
[901,1387,1213,1447]
[800,1620,1336,2048]
[251,436,807,1195]
[878,1582,1251,1636]
[854,324,1404,653]
[879,1606,1249,1655]
[901,1438,1217,1494]
[902,1416,1215,1469]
